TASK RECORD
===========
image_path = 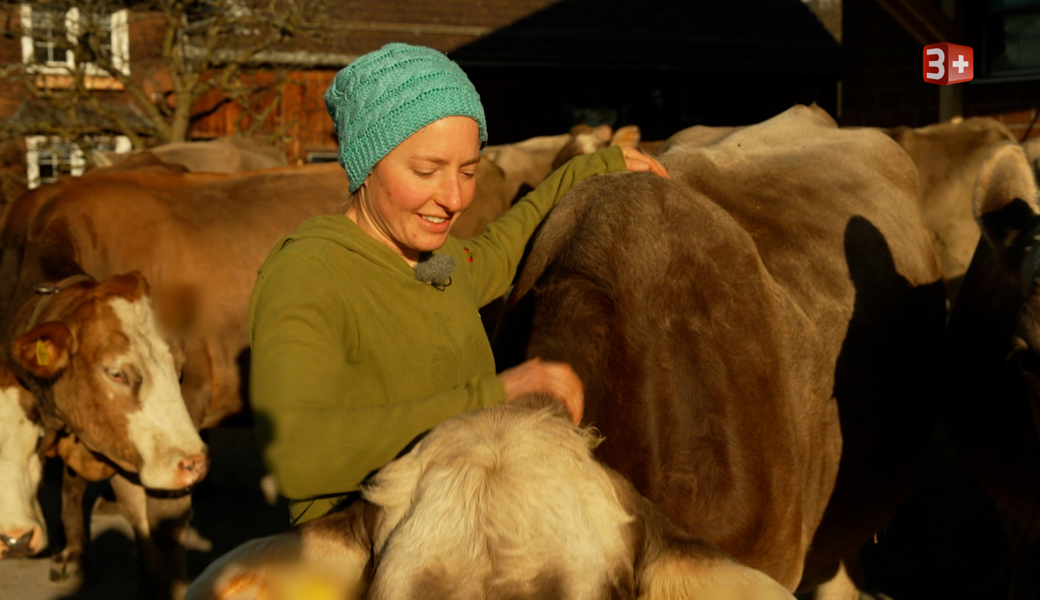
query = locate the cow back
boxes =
[500,105,946,590]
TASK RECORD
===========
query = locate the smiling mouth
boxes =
[420,215,450,224]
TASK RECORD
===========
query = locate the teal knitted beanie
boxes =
[325,43,488,192]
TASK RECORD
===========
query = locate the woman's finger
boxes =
[621,146,670,178]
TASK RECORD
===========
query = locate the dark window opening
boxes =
[983,0,1040,78]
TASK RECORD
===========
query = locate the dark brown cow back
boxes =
[498,105,946,591]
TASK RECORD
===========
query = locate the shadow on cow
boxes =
[801,217,945,591]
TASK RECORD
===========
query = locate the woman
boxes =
[248,42,668,525]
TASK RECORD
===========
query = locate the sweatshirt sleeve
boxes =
[248,250,505,500]
[463,145,628,307]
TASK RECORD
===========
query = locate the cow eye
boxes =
[104,367,128,385]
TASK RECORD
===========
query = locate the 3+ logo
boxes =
[923,43,973,85]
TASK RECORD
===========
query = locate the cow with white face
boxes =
[7,272,207,491]
[0,367,47,559]
[3,272,207,595]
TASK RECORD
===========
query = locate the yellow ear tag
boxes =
[35,339,50,367]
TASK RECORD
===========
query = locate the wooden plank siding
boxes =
[189,70,338,163]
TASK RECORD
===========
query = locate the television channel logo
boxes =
[923,43,973,85]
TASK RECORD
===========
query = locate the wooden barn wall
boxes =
[189,70,339,164]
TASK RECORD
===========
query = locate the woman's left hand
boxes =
[620,146,670,178]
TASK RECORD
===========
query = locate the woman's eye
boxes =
[104,367,128,384]
[460,171,476,180]
[413,170,435,178]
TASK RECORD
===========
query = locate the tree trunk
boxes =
[169,101,194,144]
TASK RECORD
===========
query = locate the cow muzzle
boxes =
[0,526,44,558]
[135,448,210,490]
[177,452,209,488]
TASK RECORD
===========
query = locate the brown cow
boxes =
[886,117,1016,302]
[92,136,288,174]
[1,272,209,595]
[186,396,795,600]
[6,273,207,490]
[945,143,1040,593]
[2,163,350,428]
[493,104,945,595]
[0,164,351,595]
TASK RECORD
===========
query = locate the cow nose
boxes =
[177,453,209,487]
[1,527,43,558]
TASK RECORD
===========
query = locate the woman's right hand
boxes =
[500,357,584,426]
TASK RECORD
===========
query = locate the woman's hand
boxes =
[620,146,670,178]
[500,357,584,425]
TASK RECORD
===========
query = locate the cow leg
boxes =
[110,474,194,600]
[146,493,195,600]
[50,466,87,582]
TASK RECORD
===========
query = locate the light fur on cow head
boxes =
[10,272,206,490]
[0,366,47,558]
[187,398,794,600]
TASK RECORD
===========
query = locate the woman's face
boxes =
[352,115,481,265]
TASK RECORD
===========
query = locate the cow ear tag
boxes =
[35,339,50,367]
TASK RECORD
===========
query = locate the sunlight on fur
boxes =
[187,400,794,600]
[364,404,634,598]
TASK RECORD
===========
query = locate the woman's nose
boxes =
[438,175,464,212]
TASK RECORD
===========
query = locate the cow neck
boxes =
[22,274,96,334]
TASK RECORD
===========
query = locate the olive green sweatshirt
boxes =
[248,146,626,523]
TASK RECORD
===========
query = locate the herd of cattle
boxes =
[0,104,1039,599]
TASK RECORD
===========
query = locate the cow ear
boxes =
[974,143,1040,278]
[611,125,642,148]
[186,500,377,600]
[11,322,74,379]
[619,475,795,600]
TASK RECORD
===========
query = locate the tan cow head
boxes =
[0,366,47,558]
[9,272,207,490]
[187,398,794,600]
